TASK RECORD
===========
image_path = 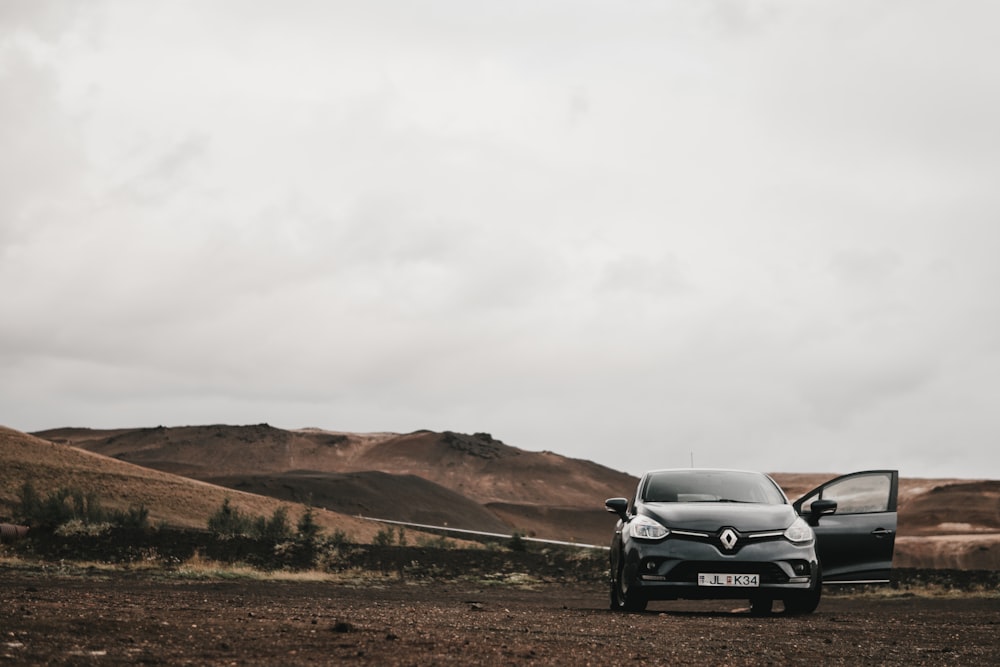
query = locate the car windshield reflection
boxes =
[642,470,786,505]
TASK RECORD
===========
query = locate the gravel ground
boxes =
[2,567,999,665]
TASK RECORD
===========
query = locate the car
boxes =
[605,468,898,614]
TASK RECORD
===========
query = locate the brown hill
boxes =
[0,426,382,542]
[38,426,636,507]
[33,424,348,479]
[895,480,1000,535]
[202,470,513,534]
[37,425,636,544]
[27,425,1000,569]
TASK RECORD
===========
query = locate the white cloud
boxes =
[2,1,999,479]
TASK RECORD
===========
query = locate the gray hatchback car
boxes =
[605,468,898,614]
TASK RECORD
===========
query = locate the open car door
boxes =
[792,470,898,584]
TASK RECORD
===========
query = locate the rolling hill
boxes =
[13,424,1000,568]
[34,425,636,545]
[0,426,382,542]
[202,470,514,534]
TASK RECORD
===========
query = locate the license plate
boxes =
[698,573,759,587]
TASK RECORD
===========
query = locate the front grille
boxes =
[665,561,789,584]
[669,527,784,553]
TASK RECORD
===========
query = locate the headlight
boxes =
[629,515,669,540]
[783,517,814,543]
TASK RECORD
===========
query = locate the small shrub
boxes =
[15,482,145,530]
[266,506,292,540]
[373,526,395,547]
[296,507,322,542]
[17,481,42,524]
[54,519,113,537]
[273,540,297,559]
[207,498,252,537]
[328,529,351,549]
[112,504,150,530]
[415,534,455,549]
[251,506,292,541]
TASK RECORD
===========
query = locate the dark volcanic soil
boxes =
[2,568,998,666]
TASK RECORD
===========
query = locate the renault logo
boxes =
[719,528,739,551]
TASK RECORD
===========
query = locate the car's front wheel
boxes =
[749,596,773,616]
[784,575,822,615]
[610,553,647,612]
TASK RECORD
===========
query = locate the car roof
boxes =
[642,468,769,476]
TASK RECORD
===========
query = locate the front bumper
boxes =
[624,537,819,600]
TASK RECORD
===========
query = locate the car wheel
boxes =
[610,553,647,612]
[749,596,773,616]
[784,573,822,615]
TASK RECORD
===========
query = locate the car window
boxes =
[642,470,785,505]
[799,472,893,514]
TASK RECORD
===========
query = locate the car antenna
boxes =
[690,452,694,468]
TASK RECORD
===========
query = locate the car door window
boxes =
[799,471,893,514]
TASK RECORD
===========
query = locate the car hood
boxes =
[639,502,797,532]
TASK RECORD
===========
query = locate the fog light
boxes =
[790,561,811,575]
[646,560,657,571]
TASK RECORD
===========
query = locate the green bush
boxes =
[16,482,148,531]
[296,506,322,542]
[207,498,252,537]
[253,506,292,541]
[328,529,350,549]
[508,532,527,552]
[415,534,455,549]
[112,504,150,530]
[208,501,322,545]
[373,526,396,547]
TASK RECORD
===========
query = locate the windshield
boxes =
[642,470,786,505]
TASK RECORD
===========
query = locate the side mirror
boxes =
[807,498,838,525]
[605,497,629,520]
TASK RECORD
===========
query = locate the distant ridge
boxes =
[202,470,514,534]
[0,426,380,541]
[33,424,637,542]
[36,425,636,505]
[23,424,1000,568]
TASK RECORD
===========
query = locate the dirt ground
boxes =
[2,567,999,666]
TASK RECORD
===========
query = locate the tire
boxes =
[749,596,773,616]
[784,576,822,615]
[610,553,647,612]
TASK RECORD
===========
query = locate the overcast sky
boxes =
[2,1,999,480]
